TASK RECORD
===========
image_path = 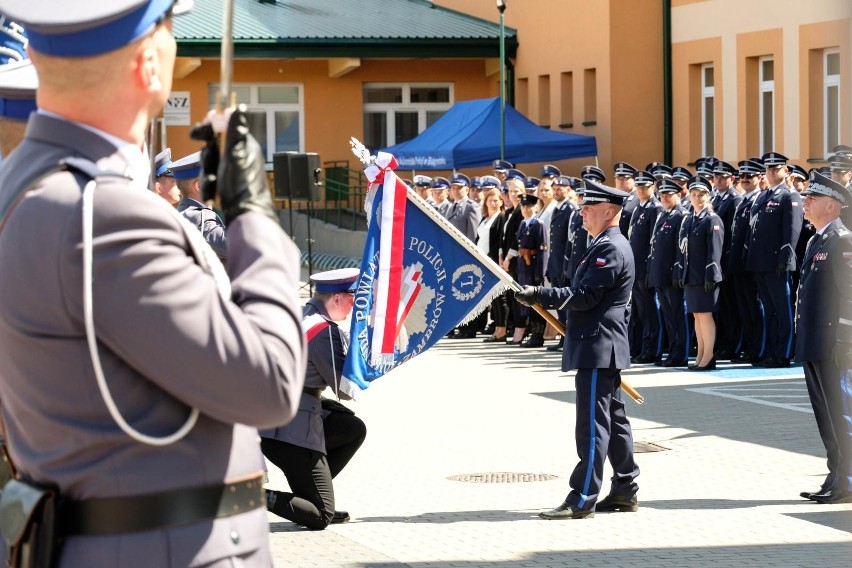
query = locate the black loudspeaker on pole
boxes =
[273,152,322,293]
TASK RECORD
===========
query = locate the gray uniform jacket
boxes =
[0,114,306,567]
[178,196,228,263]
[445,196,481,241]
[261,298,351,454]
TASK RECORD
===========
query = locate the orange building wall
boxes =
[167,57,494,169]
[671,38,723,165]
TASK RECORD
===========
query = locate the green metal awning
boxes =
[175,0,518,59]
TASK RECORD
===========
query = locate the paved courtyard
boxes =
[265,329,852,567]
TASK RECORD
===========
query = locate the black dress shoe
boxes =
[483,334,507,343]
[450,331,476,339]
[538,502,594,520]
[634,354,661,364]
[663,358,688,367]
[654,358,670,367]
[810,489,852,504]
[800,490,818,500]
[520,334,544,348]
[596,493,638,512]
[761,357,790,368]
[713,351,735,362]
[331,510,350,523]
[546,344,563,352]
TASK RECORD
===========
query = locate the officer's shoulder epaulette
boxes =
[837,227,849,237]
[599,236,611,243]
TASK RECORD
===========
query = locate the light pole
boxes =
[497,0,507,161]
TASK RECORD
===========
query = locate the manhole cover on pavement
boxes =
[447,472,559,483]
[634,441,670,453]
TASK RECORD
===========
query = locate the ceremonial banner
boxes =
[342,151,508,390]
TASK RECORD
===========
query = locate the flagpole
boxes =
[402,185,645,405]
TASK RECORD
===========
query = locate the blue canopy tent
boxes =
[382,97,597,170]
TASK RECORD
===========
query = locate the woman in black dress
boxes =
[677,176,723,370]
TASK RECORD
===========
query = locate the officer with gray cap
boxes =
[173,150,228,263]
[262,268,367,528]
[0,1,306,566]
[795,172,852,505]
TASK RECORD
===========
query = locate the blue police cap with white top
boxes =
[830,154,852,172]
[1,0,193,58]
[737,159,763,176]
[578,179,630,207]
[431,176,450,190]
[695,157,716,178]
[657,179,681,194]
[581,165,606,183]
[413,174,432,187]
[310,267,359,294]
[712,160,737,177]
[541,164,561,178]
[788,164,807,181]
[505,168,526,182]
[492,159,513,172]
[687,175,712,193]
[762,152,788,168]
[613,162,637,178]
[450,173,470,187]
[170,150,201,181]
[634,170,656,186]
[0,58,36,119]
[153,148,173,178]
[801,171,851,206]
[470,176,482,189]
[671,166,691,181]
[0,16,26,64]
[479,175,500,188]
[568,177,585,191]
[553,175,572,186]
[524,177,541,190]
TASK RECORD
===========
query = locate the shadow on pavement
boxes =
[535,379,823,460]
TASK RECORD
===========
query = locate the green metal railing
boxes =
[291,160,369,231]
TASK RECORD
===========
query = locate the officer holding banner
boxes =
[0,1,306,566]
[516,179,640,519]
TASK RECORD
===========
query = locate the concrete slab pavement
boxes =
[266,334,852,567]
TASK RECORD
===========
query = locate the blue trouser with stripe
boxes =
[754,271,794,360]
[633,279,662,357]
[567,368,640,510]
[803,360,852,493]
[657,285,689,361]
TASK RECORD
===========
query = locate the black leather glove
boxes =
[704,280,715,294]
[189,122,220,202]
[321,398,355,415]
[672,278,683,290]
[205,106,278,226]
[775,262,787,277]
[833,342,852,370]
[514,286,540,306]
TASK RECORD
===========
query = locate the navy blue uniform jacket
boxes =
[794,219,852,362]
[677,209,723,285]
[628,198,663,280]
[727,191,758,275]
[539,226,635,371]
[647,206,686,288]
[713,187,743,273]
[547,201,575,284]
[746,184,803,272]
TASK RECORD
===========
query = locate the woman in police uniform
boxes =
[677,176,723,371]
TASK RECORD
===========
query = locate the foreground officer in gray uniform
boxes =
[262,268,367,529]
[173,150,228,263]
[0,1,306,566]
[517,180,640,519]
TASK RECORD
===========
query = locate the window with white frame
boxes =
[208,84,303,163]
[825,48,840,153]
[701,64,715,156]
[759,57,775,154]
[362,84,453,150]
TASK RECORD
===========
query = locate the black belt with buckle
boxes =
[302,386,324,398]
[58,473,265,536]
